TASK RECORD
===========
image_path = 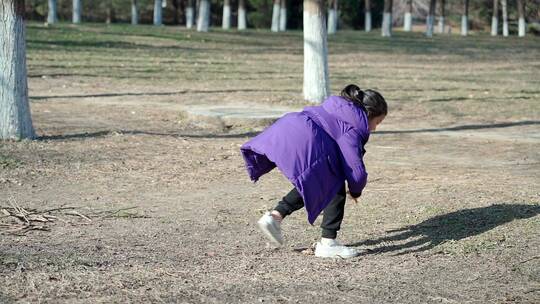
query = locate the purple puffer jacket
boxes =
[240,96,370,224]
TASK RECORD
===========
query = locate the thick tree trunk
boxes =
[381,0,392,37]
[303,0,329,103]
[491,0,498,36]
[438,0,445,33]
[197,0,210,32]
[186,0,194,28]
[279,0,287,31]
[364,0,371,32]
[461,0,469,36]
[426,0,436,37]
[0,0,35,140]
[72,0,82,23]
[403,0,412,31]
[222,0,231,29]
[501,0,508,37]
[131,0,139,25]
[47,0,58,24]
[517,0,526,37]
[327,0,338,34]
[154,0,163,25]
[271,0,280,32]
[238,0,246,30]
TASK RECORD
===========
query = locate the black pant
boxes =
[274,185,346,239]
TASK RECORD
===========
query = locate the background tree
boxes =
[403,0,412,31]
[327,0,338,34]
[1,0,35,140]
[303,0,329,103]
[491,0,498,36]
[279,0,287,31]
[438,0,445,33]
[381,0,392,37]
[73,0,82,23]
[461,0,469,36]
[271,0,280,32]
[154,0,162,25]
[238,0,247,30]
[426,0,436,37]
[223,0,231,29]
[364,0,371,32]
[131,0,138,24]
[517,0,525,37]
[47,0,58,23]
[197,0,210,31]
[501,0,508,36]
[186,0,194,28]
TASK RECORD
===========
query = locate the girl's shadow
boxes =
[349,204,540,255]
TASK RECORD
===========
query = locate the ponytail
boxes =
[340,84,388,119]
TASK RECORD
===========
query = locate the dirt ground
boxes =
[1,24,539,303]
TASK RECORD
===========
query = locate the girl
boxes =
[241,84,387,258]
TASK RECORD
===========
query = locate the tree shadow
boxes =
[375,120,540,134]
[350,204,540,255]
[37,130,261,141]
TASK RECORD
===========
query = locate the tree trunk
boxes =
[438,0,445,34]
[364,0,371,32]
[403,0,412,31]
[172,0,179,25]
[0,0,36,140]
[501,0,508,37]
[197,0,210,32]
[271,0,280,32]
[491,0,498,36]
[517,0,525,37]
[303,0,329,103]
[47,0,58,24]
[131,0,139,25]
[327,0,338,34]
[461,0,469,36]
[279,0,287,31]
[186,0,194,28]
[106,0,113,24]
[154,0,163,25]
[381,0,392,37]
[426,0,436,37]
[73,0,82,23]
[238,0,246,30]
[222,0,231,29]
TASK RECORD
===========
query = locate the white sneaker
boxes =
[257,212,283,246]
[314,239,358,258]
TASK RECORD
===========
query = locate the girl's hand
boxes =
[347,191,361,204]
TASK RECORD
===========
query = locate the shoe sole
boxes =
[314,251,359,258]
[257,219,283,246]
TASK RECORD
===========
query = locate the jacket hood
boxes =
[321,95,370,141]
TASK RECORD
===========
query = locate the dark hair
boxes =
[340,84,388,119]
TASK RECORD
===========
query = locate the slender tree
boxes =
[426,0,436,37]
[106,0,114,24]
[73,0,82,23]
[327,0,338,34]
[279,0,287,31]
[197,0,210,31]
[438,0,445,33]
[186,0,194,28]
[172,0,180,24]
[1,0,36,140]
[517,0,526,37]
[131,0,139,25]
[271,0,280,32]
[501,0,508,36]
[238,0,247,30]
[381,0,392,37]
[47,0,58,24]
[461,0,469,36]
[303,0,329,103]
[491,0,498,36]
[223,0,231,29]
[364,0,372,32]
[154,0,163,25]
[403,0,412,31]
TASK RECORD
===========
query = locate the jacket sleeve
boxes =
[336,129,368,195]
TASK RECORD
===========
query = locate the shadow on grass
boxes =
[375,120,540,134]
[350,204,540,255]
